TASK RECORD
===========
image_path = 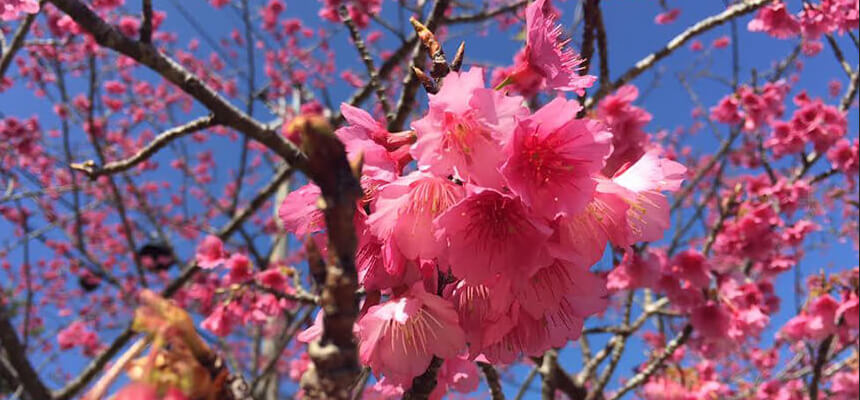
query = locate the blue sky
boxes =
[1,0,858,398]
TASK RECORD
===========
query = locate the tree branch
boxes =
[388,0,451,131]
[606,324,692,400]
[340,5,391,118]
[478,362,506,400]
[71,115,217,179]
[0,1,43,80]
[443,0,528,24]
[0,309,52,400]
[586,0,771,108]
[140,0,153,43]
[47,0,308,172]
[53,165,294,400]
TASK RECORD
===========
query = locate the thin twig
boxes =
[388,0,451,131]
[606,325,693,400]
[71,115,217,179]
[443,0,528,24]
[478,362,506,400]
[53,166,294,400]
[586,0,771,108]
[0,1,43,80]
[140,0,153,43]
[340,5,391,118]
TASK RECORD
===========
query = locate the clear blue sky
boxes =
[1,0,857,398]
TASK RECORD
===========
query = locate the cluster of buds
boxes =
[409,17,465,94]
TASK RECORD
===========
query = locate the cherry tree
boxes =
[0,0,857,399]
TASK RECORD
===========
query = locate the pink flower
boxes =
[827,138,859,177]
[435,188,552,285]
[430,357,480,400]
[411,68,527,188]
[506,0,595,94]
[355,283,465,386]
[691,301,732,339]
[747,2,801,39]
[482,291,602,363]
[501,97,612,218]
[368,171,465,260]
[604,151,687,246]
[356,213,415,291]
[225,253,252,284]
[278,183,325,237]
[446,280,515,352]
[805,294,839,339]
[689,40,704,51]
[597,85,652,176]
[710,95,743,125]
[711,36,731,49]
[201,303,238,337]
[667,250,711,289]
[58,320,100,356]
[607,250,661,291]
[337,102,410,176]
[1,0,39,21]
[195,235,226,269]
[831,371,860,400]
[654,9,681,25]
[515,258,608,321]
[642,376,688,400]
[547,182,632,266]
[257,268,288,292]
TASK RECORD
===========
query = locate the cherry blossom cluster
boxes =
[262,2,687,391]
[748,0,858,55]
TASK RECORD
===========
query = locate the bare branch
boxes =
[340,5,391,117]
[478,362,506,400]
[0,309,53,400]
[0,1,43,80]
[71,115,217,179]
[808,335,834,400]
[607,324,693,400]
[47,0,308,171]
[53,165,294,400]
[140,0,153,43]
[586,0,771,108]
[388,0,451,131]
[443,0,527,24]
[402,356,444,400]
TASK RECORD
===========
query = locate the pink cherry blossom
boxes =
[411,67,527,188]
[57,320,101,356]
[429,356,480,400]
[225,253,252,284]
[691,301,732,339]
[277,183,325,237]
[748,2,801,38]
[597,85,652,176]
[446,280,515,352]
[355,283,466,386]
[195,235,227,269]
[667,250,711,289]
[506,0,595,94]
[336,102,408,179]
[1,0,38,21]
[435,188,552,284]
[655,9,681,25]
[836,293,858,329]
[607,250,661,291]
[368,171,464,260]
[604,151,687,246]
[501,97,612,218]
